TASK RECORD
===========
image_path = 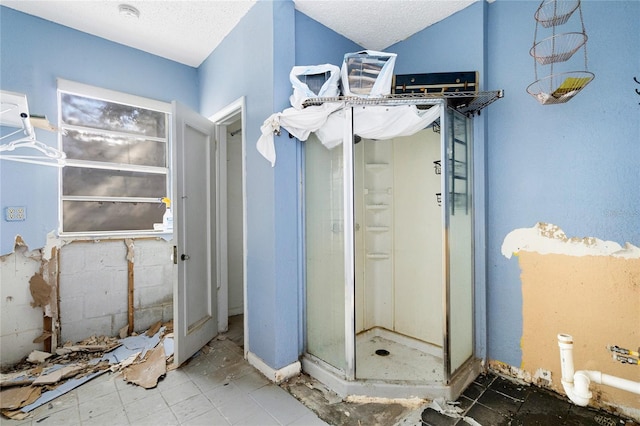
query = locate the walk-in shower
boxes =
[302,101,480,400]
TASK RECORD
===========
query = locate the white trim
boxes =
[57,78,170,113]
[208,97,248,356]
[247,351,301,384]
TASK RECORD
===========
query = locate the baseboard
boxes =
[247,351,301,384]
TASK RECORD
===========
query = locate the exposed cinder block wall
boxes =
[59,240,128,343]
[1,237,174,367]
[131,239,174,332]
[59,239,174,344]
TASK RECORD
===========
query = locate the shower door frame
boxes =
[339,99,472,384]
[303,97,476,392]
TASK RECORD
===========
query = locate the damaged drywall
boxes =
[1,233,174,369]
[0,321,174,420]
[501,223,640,418]
[0,237,54,366]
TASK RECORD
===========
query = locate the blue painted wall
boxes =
[294,11,363,67]
[0,6,197,255]
[485,0,640,367]
[198,0,302,369]
[2,0,638,378]
[387,0,639,370]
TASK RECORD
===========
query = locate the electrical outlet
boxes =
[5,206,26,221]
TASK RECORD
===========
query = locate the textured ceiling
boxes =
[2,0,477,67]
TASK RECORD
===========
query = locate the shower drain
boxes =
[375,349,390,356]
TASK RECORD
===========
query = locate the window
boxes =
[58,80,171,235]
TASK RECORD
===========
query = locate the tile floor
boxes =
[421,373,640,426]
[1,337,328,426]
[2,315,638,426]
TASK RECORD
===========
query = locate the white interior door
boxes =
[172,101,218,366]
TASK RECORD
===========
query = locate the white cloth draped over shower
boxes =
[256,102,442,167]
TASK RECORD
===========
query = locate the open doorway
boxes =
[209,98,247,354]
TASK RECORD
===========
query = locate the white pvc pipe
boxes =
[557,333,640,407]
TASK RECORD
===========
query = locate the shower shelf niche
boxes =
[365,204,389,211]
[365,163,389,171]
[366,253,390,260]
[366,226,389,232]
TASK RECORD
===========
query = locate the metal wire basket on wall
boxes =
[527,0,593,105]
[530,32,587,65]
[534,0,580,27]
[527,71,594,105]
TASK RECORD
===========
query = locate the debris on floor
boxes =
[280,372,428,426]
[0,320,174,420]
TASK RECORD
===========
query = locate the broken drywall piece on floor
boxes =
[110,352,140,373]
[29,273,51,308]
[145,320,162,337]
[101,327,164,364]
[26,350,52,364]
[501,222,640,259]
[122,342,166,389]
[0,386,41,410]
[20,370,107,413]
[428,398,483,426]
[163,336,174,358]
[0,371,35,388]
[31,364,84,385]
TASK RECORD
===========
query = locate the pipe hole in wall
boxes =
[375,349,390,356]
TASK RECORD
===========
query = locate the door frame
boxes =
[208,97,248,355]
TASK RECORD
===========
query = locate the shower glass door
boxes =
[445,109,474,378]
[304,133,347,373]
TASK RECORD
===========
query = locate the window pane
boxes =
[61,93,166,138]
[63,167,166,198]
[63,130,166,167]
[63,201,164,232]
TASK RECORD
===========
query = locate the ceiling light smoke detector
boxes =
[119,4,140,19]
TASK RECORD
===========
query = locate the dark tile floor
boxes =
[421,373,639,426]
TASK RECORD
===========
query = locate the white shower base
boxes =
[355,328,443,382]
[301,327,481,400]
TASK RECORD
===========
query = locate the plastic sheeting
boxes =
[289,64,341,110]
[256,103,441,167]
[341,50,397,98]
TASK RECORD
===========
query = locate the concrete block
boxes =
[162,302,174,321]
[113,312,129,335]
[84,290,128,319]
[59,243,86,274]
[136,240,173,267]
[0,329,43,368]
[84,241,127,270]
[136,285,172,308]
[134,264,174,291]
[134,306,165,333]
[58,295,85,324]
[0,301,42,337]
[61,316,113,343]
[59,271,103,297]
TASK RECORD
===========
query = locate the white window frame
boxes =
[57,79,172,238]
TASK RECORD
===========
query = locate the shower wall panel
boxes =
[355,129,442,347]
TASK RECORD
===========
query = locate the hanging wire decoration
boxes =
[527,0,594,105]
